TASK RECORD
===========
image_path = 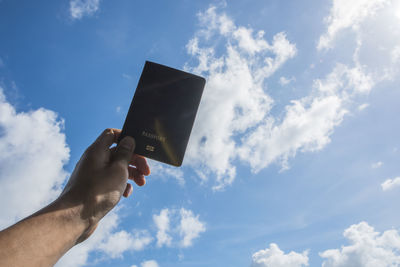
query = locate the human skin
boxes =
[0,128,150,267]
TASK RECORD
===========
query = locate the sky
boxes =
[0,0,400,266]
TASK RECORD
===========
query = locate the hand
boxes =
[0,128,150,267]
[59,128,150,242]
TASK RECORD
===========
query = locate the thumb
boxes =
[113,136,135,166]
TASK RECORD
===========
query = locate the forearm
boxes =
[0,197,88,267]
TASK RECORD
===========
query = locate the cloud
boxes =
[381,177,400,191]
[320,221,400,266]
[57,210,152,266]
[140,260,159,267]
[253,222,400,267]
[98,229,152,258]
[251,243,309,267]
[186,7,374,188]
[122,73,132,79]
[239,96,345,172]
[317,0,389,50]
[0,88,70,229]
[371,161,383,168]
[392,46,400,63]
[358,103,369,111]
[148,160,185,186]
[153,208,206,248]
[153,208,172,247]
[69,0,101,20]
[279,76,295,86]
[179,208,206,247]
[317,0,400,87]
[238,61,375,172]
[240,63,371,172]
[59,206,204,266]
[185,6,297,189]
[57,211,120,266]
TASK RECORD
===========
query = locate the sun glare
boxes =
[395,1,400,20]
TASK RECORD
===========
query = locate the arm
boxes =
[0,128,150,267]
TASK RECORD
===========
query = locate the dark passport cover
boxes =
[119,61,206,166]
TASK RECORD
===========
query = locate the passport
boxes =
[119,61,206,167]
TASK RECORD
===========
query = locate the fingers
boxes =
[128,166,146,186]
[123,183,133,198]
[94,128,121,150]
[130,155,151,176]
[113,136,136,167]
[123,167,146,200]
[110,139,150,176]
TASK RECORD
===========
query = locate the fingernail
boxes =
[120,136,135,151]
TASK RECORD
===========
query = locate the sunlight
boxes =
[395,0,400,20]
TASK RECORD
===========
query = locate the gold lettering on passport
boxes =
[142,131,166,142]
[145,145,155,152]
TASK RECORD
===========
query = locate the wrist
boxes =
[51,195,91,244]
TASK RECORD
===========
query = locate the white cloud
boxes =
[320,221,400,266]
[185,6,377,190]
[148,160,185,186]
[371,161,383,168]
[57,211,119,266]
[141,260,159,267]
[69,0,100,20]
[392,46,400,63]
[0,88,70,229]
[396,5,400,19]
[239,95,345,172]
[122,73,132,79]
[317,0,389,50]
[153,208,206,248]
[279,76,295,86]
[239,62,375,172]
[335,0,400,82]
[358,103,369,111]
[185,6,296,189]
[98,229,152,258]
[179,208,206,247]
[240,63,372,172]
[381,177,400,191]
[251,243,309,267]
[57,210,152,266]
[233,27,269,54]
[153,208,172,247]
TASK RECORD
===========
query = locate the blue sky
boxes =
[1,0,400,266]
